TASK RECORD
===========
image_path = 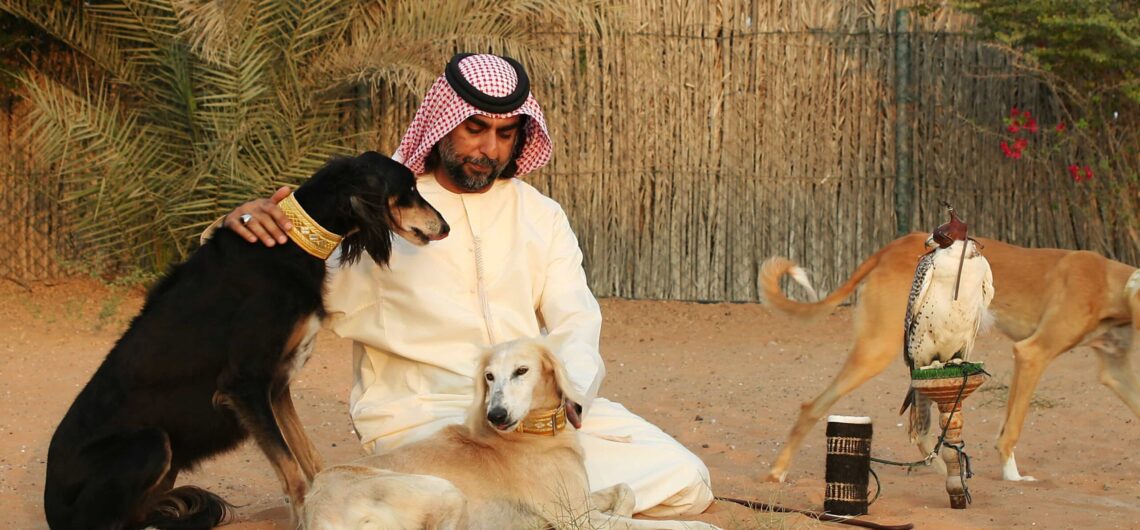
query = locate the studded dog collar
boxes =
[278,193,343,260]
[515,403,567,436]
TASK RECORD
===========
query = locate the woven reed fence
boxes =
[2,1,1136,300]
[523,2,1135,301]
[1,96,64,284]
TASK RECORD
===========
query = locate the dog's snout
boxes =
[423,216,449,242]
[487,406,509,426]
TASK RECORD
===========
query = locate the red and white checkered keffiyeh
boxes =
[393,54,552,177]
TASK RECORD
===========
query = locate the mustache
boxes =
[464,156,500,172]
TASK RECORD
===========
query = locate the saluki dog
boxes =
[759,232,1139,483]
[43,152,449,530]
[302,338,721,530]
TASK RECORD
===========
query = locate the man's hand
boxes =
[223,186,293,246]
[565,398,582,429]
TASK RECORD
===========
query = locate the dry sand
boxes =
[2,279,1137,529]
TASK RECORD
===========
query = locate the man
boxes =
[221,53,713,516]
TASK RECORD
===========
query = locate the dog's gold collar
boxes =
[515,403,567,436]
[279,193,343,260]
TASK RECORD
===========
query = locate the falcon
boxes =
[900,204,994,441]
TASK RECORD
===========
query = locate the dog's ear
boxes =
[338,155,396,267]
[339,195,393,267]
[533,339,573,399]
[472,347,492,404]
[466,345,495,431]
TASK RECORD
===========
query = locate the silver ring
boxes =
[239,213,253,225]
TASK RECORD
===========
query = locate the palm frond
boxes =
[284,0,361,60]
[88,0,179,45]
[1,1,142,84]
[313,0,614,96]
[19,71,183,266]
[3,0,618,272]
[172,0,255,65]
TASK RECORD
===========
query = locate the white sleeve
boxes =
[537,208,605,413]
[323,251,379,338]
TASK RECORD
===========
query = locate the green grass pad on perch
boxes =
[911,362,986,380]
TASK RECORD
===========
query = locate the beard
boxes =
[438,136,506,192]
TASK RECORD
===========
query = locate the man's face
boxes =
[437,115,524,192]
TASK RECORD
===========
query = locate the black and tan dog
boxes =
[43,151,449,530]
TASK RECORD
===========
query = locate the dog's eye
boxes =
[485,373,494,382]
[514,367,529,377]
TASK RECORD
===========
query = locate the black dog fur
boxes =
[43,151,447,530]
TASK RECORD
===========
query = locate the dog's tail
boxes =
[139,485,234,529]
[759,251,882,320]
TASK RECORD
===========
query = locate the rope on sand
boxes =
[714,496,914,530]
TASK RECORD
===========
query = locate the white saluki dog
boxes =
[302,338,720,530]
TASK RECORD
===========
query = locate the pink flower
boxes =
[1083,166,1094,181]
[1011,151,1022,159]
[1010,107,1019,117]
[1007,123,1021,134]
[1026,118,1038,133]
[1055,122,1066,132]
[1068,164,1081,181]
[1014,137,1029,151]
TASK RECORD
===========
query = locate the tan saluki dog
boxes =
[302,338,720,530]
[759,232,1139,483]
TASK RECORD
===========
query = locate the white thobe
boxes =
[323,175,712,516]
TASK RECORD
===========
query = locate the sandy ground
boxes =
[1,278,1138,530]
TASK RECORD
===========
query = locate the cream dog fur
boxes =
[303,338,719,530]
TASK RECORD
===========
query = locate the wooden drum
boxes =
[824,415,873,515]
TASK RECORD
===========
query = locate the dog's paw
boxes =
[1000,454,1037,481]
[763,470,787,483]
